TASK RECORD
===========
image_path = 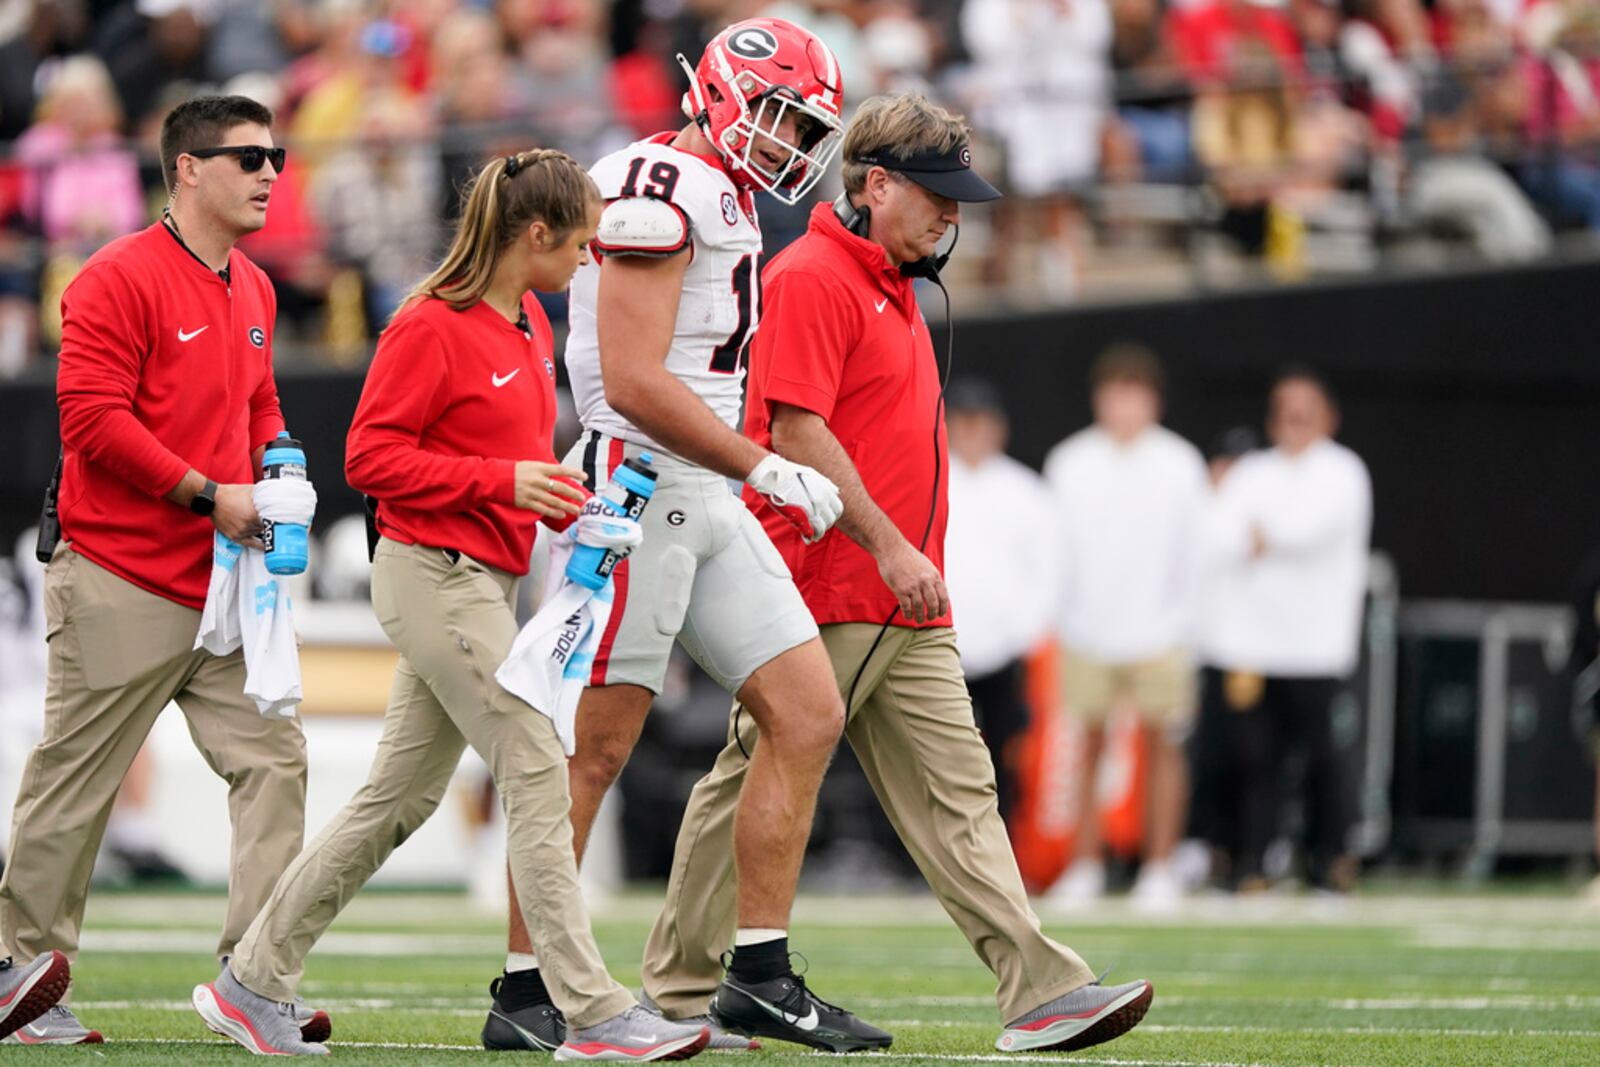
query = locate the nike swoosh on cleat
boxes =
[731,987,819,1032]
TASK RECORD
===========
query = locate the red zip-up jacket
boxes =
[346,293,570,576]
[57,222,284,609]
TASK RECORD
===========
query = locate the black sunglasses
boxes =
[185,145,287,173]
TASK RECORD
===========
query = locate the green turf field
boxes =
[13,888,1600,1065]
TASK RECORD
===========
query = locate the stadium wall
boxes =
[2,257,1596,601]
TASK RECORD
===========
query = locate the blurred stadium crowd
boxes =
[4,0,1600,372]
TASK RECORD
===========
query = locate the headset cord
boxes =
[735,273,956,760]
[834,272,956,747]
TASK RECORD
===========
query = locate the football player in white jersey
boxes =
[480,17,893,1057]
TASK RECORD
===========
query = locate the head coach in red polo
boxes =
[0,96,314,1044]
[638,93,1153,1055]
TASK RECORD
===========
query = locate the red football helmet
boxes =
[678,18,844,204]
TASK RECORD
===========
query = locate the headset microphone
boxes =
[831,194,959,280]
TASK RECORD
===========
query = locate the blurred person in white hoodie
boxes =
[1043,345,1207,908]
[944,379,1057,825]
[1196,367,1371,893]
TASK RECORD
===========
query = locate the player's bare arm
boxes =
[598,252,770,481]
[769,401,948,622]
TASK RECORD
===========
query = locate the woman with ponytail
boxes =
[190,150,711,1062]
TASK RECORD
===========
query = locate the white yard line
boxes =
[77,1004,1600,1040]
[103,1040,1309,1065]
[81,890,1600,933]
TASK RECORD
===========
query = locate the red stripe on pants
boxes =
[589,438,629,686]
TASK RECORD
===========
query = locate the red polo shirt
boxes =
[743,203,950,628]
[56,223,284,609]
[346,293,569,576]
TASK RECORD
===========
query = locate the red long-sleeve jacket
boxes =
[346,294,569,576]
[56,223,283,609]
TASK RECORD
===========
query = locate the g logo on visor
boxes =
[727,27,779,59]
[960,146,972,168]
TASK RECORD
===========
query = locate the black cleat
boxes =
[482,974,567,1051]
[710,970,891,1053]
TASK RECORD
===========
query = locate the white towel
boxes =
[195,534,304,719]
[496,508,642,755]
[254,476,319,534]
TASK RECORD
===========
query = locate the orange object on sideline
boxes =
[1009,642,1150,893]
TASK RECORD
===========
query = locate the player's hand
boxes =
[746,454,843,543]
[514,461,588,519]
[877,539,949,624]
[213,483,265,549]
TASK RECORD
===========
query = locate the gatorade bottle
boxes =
[566,453,657,591]
[261,432,309,576]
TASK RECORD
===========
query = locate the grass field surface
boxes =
[12,888,1600,1065]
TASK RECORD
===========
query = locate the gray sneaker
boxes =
[995,979,1153,1052]
[4,1003,103,1044]
[640,991,759,1051]
[554,1003,710,1062]
[292,998,331,1043]
[0,952,70,1041]
[192,963,329,1056]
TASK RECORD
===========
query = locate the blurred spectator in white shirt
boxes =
[961,0,1112,296]
[1043,345,1207,909]
[944,379,1057,824]
[1197,367,1371,892]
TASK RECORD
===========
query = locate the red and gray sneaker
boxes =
[4,1003,103,1044]
[554,1003,710,1062]
[293,998,332,1043]
[995,978,1154,1052]
[192,962,329,1056]
[0,952,70,1041]
[639,992,758,1051]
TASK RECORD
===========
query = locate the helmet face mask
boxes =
[679,18,844,205]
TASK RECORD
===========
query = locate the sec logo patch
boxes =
[721,192,738,226]
[248,326,266,347]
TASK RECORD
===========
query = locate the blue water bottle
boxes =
[261,431,309,576]
[565,453,657,591]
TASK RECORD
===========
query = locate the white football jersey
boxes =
[566,135,763,455]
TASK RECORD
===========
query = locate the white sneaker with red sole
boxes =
[995,978,1154,1053]
[555,1004,710,1062]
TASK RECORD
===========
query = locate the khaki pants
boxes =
[0,546,307,968]
[231,539,632,1028]
[1060,645,1195,727]
[641,624,1094,1024]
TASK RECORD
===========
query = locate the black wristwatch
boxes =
[189,479,219,517]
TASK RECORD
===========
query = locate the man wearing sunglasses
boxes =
[0,95,318,1046]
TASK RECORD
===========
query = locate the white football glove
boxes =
[573,498,644,556]
[745,454,843,544]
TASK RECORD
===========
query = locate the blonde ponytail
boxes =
[400,148,600,316]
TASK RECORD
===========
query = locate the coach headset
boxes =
[736,138,1003,755]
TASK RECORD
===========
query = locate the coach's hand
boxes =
[213,483,265,549]
[746,454,843,543]
[515,461,588,519]
[877,539,949,624]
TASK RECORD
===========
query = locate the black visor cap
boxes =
[855,142,1001,203]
